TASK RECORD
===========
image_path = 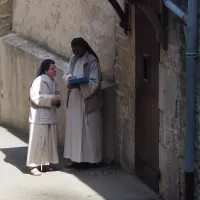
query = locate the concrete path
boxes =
[0,126,159,200]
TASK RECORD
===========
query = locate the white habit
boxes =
[63,53,102,163]
[27,74,59,167]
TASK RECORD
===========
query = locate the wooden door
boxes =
[135,0,160,193]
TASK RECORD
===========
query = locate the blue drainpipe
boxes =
[185,0,198,199]
[162,0,187,24]
[162,0,198,199]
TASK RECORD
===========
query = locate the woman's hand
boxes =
[52,96,60,105]
[56,100,61,108]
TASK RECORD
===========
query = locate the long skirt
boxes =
[26,124,59,167]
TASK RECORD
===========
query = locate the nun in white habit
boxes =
[27,59,61,176]
[63,38,103,169]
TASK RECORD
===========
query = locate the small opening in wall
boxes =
[143,54,150,81]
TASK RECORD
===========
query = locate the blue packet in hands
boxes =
[68,77,89,85]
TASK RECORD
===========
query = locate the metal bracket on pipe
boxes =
[162,0,188,24]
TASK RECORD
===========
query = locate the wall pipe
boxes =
[185,0,198,199]
[162,0,198,199]
[162,0,188,24]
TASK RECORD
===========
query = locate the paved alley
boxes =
[0,126,159,200]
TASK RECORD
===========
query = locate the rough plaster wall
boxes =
[113,5,135,171]
[0,34,68,145]
[159,13,186,200]
[12,0,116,77]
[0,0,12,37]
[159,6,200,200]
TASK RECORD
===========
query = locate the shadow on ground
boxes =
[57,150,159,199]
[0,125,159,200]
[0,125,29,173]
[0,147,28,174]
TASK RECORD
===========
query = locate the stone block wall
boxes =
[159,6,200,200]
[0,34,68,145]
[159,13,186,200]
[113,5,136,171]
[114,4,189,199]
[12,0,116,76]
[0,0,12,37]
[114,7,187,200]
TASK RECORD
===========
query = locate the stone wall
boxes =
[159,13,186,200]
[113,7,187,200]
[113,5,135,171]
[0,34,68,144]
[0,0,12,37]
[113,4,188,199]
[12,0,116,76]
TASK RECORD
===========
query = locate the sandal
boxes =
[30,168,41,176]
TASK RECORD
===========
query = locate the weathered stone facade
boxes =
[159,6,200,200]
[12,0,116,76]
[159,13,186,200]
[113,7,135,171]
[0,0,12,37]
[114,5,189,200]
[113,10,187,200]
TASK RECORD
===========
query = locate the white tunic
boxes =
[63,53,102,163]
[27,74,59,167]
[26,124,58,167]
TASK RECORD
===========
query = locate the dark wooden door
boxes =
[135,1,160,193]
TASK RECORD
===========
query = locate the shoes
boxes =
[30,167,41,176]
[65,162,80,169]
[65,162,101,170]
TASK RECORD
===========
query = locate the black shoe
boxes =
[65,162,80,169]
[38,165,58,172]
[78,162,101,170]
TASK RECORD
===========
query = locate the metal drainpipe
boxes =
[162,0,188,24]
[185,0,198,199]
[162,0,198,199]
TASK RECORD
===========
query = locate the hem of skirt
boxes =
[63,156,102,164]
[29,122,57,125]
[27,161,59,167]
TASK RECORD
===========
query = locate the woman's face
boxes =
[72,45,86,58]
[46,64,56,78]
